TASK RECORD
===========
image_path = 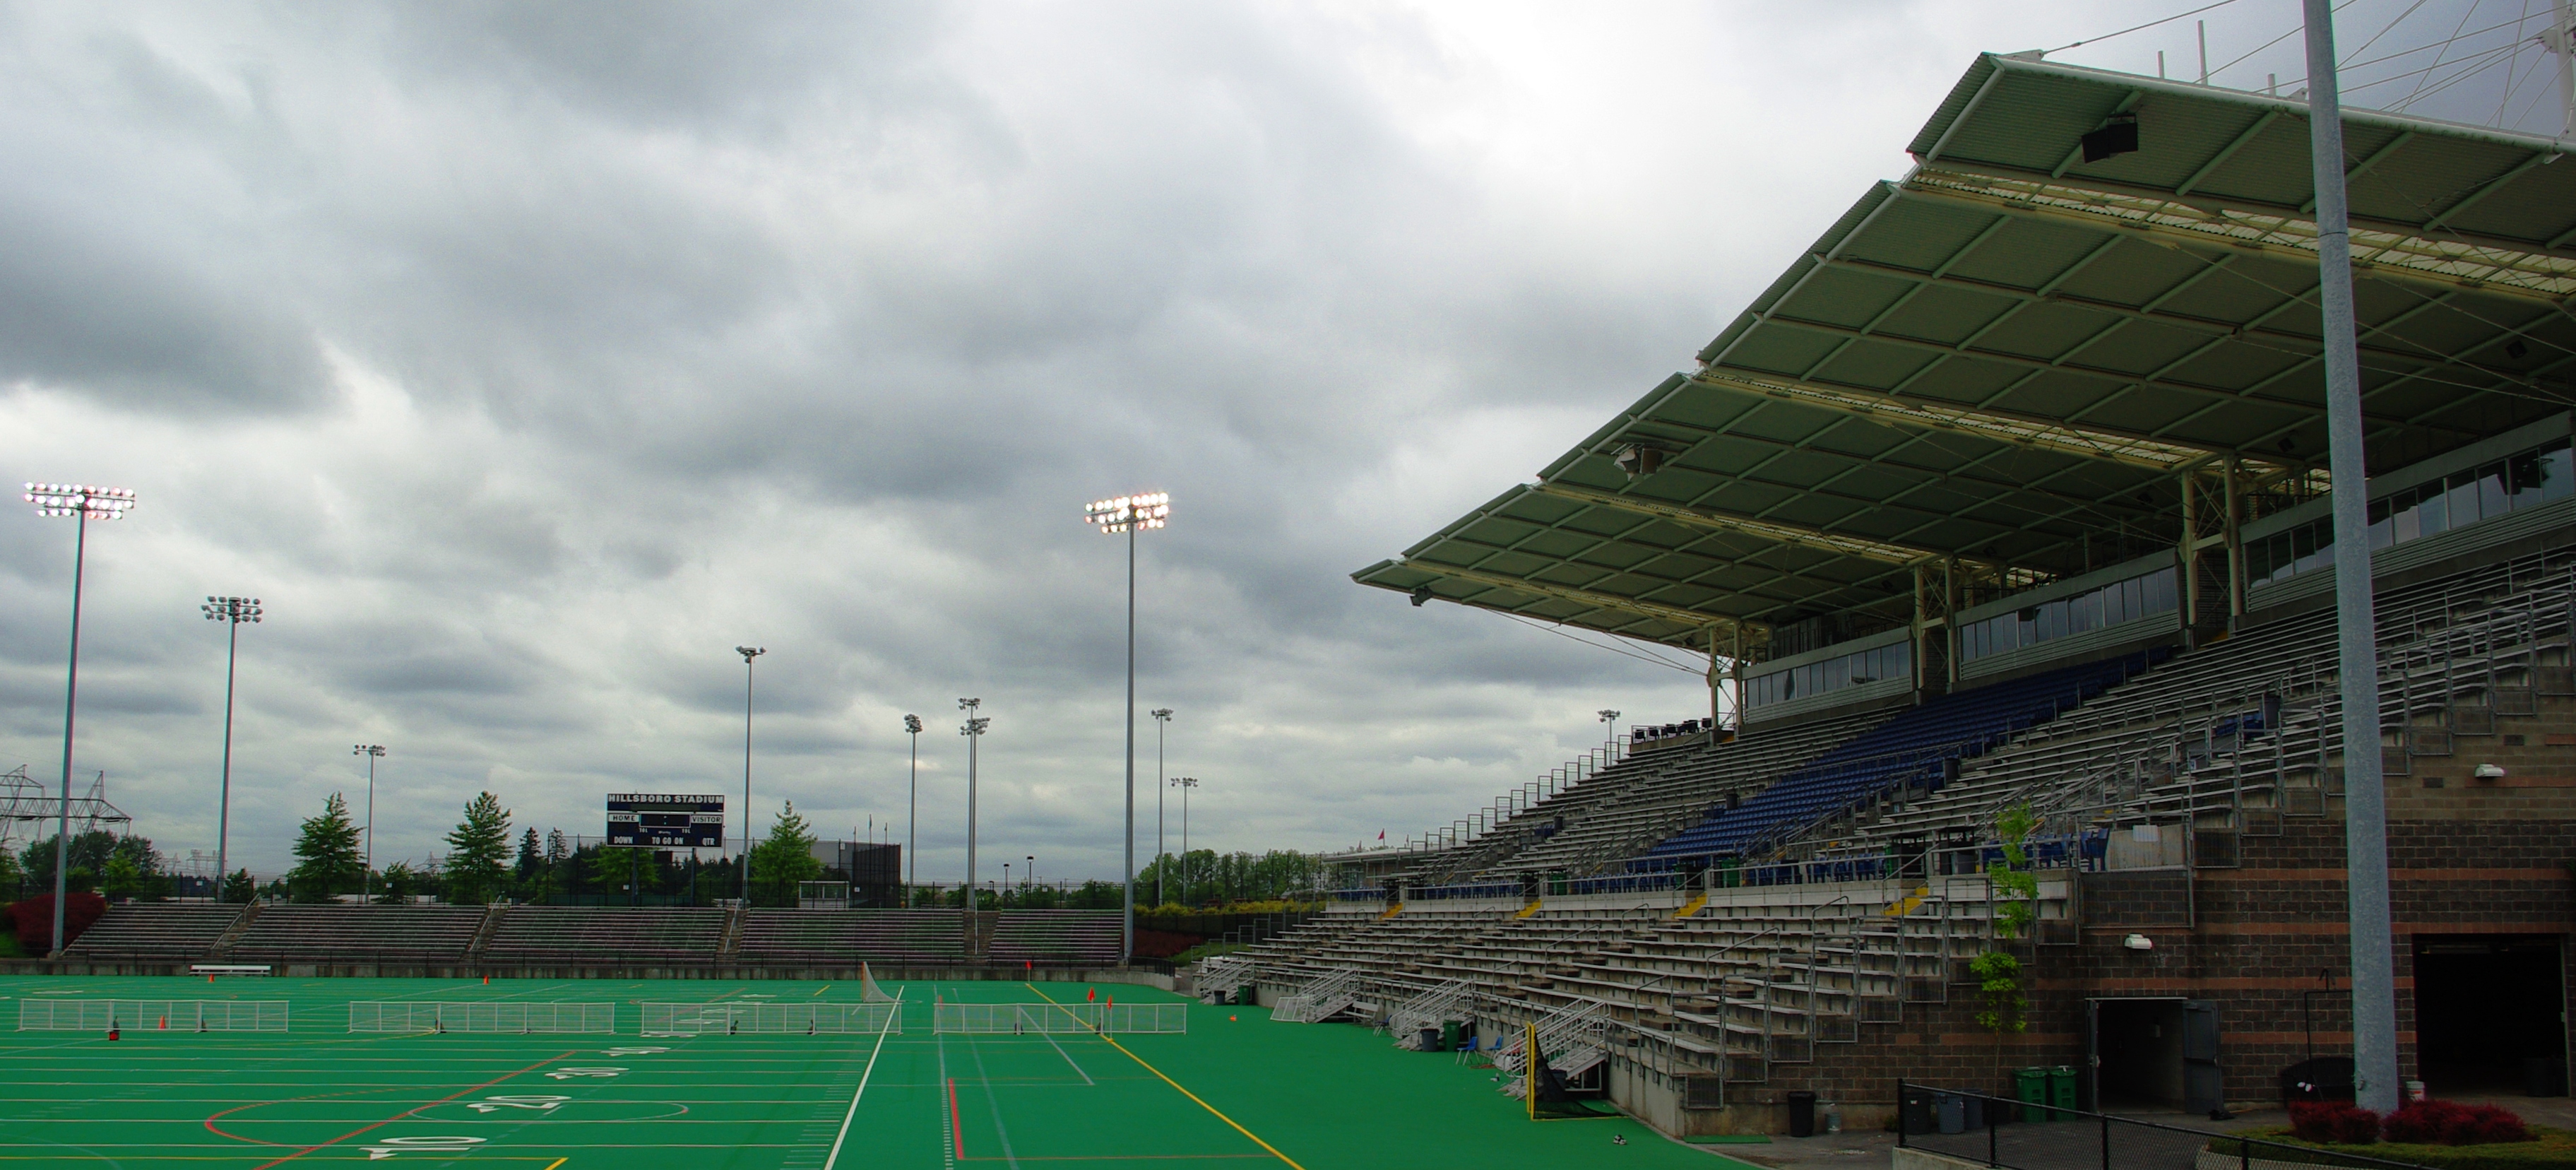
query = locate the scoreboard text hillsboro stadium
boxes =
[605,794,727,848]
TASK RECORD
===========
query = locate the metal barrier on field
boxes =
[639,1002,899,1036]
[933,1002,1186,1034]
[18,998,288,1032]
[349,1001,616,1034]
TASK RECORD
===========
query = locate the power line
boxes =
[2049,0,2242,55]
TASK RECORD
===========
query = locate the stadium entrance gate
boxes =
[2087,998,2220,1114]
[2413,935,2570,1095]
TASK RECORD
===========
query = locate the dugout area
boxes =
[0,974,1711,1169]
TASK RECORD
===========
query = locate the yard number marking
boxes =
[545,1065,626,1080]
[603,1046,667,1056]
[361,1135,485,1161]
[466,1094,570,1113]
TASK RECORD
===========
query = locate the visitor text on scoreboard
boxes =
[605,793,727,848]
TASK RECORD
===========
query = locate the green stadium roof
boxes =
[1354,52,2576,657]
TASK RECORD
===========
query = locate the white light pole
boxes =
[203,596,261,900]
[1170,776,1198,906]
[1151,707,1172,907]
[1084,490,1168,967]
[26,483,135,955]
[903,714,922,905]
[352,745,385,901]
[737,646,764,903]
[958,698,987,918]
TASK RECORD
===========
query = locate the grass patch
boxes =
[1174,940,1247,967]
[2210,1127,2576,1170]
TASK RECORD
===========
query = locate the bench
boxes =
[189,964,273,976]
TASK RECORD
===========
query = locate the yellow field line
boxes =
[1023,984,1306,1170]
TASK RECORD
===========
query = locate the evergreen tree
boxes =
[545,827,569,862]
[374,862,415,904]
[515,828,542,880]
[288,793,364,902]
[442,792,514,905]
[747,803,822,907]
[219,868,256,904]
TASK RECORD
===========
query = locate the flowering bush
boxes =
[2291,1101,2384,1145]
[2382,1101,2533,1146]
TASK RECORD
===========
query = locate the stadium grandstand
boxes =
[1219,48,2576,1136]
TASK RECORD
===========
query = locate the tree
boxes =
[1973,803,2041,1083]
[0,846,23,899]
[23,829,119,894]
[374,862,416,904]
[443,792,514,905]
[219,868,256,904]
[289,793,364,902]
[747,803,822,907]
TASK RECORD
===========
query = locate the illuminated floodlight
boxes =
[23,483,136,520]
[1084,491,1170,534]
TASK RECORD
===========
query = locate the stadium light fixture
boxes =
[202,596,261,899]
[26,483,134,955]
[1084,490,1169,967]
[1151,708,1173,907]
[1598,709,1621,758]
[958,699,990,918]
[903,714,922,903]
[737,646,764,903]
[1170,776,1199,904]
[352,745,386,900]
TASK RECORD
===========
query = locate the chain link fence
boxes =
[1897,1085,2433,1170]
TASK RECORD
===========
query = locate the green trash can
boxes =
[2015,1067,2050,1121]
[1440,1020,1462,1052]
[2049,1066,2079,1118]
[1239,984,1258,1008]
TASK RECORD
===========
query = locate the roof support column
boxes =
[2224,456,2247,625]
[2179,471,2201,638]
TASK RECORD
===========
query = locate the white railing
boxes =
[1387,979,1471,1048]
[639,1001,899,1036]
[19,998,287,1032]
[349,1001,615,1034]
[1493,1000,1609,1097]
[1272,967,1364,1024]
[1192,952,1254,991]
[931,1002,1186,1034]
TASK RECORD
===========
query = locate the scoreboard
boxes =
[606,793,726,849]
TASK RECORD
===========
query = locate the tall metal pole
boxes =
[1122,521,1138,964]
[353,745,384,902]
[2303,0,2399,1113]
[52,509,85,955]
[960,698,985,921]
[213,608,244,897]
[1153,708,1171,907]
[737,646,764,903]
[905,714,922,906]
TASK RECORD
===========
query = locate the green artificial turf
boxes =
[0,973,1722,1168]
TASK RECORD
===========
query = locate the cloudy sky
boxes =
[1,1,2556,884]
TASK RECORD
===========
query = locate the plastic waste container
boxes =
[2049,1067,2079,1117]
[2016,1067,2050,1121]
[1901,1086,1936,1135]
[1440,1021,1462,1051]
[1417,1027,1440,1051]
[1787,1090,1818,1138]
[1936,1091,1965,1135]
[1238,985,1257,1008]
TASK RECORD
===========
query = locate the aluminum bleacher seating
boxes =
[478,906,725,964]
[62,902,247,961]
[989,911,1123,966]
[226,904,487,964]
[737,909,966,964]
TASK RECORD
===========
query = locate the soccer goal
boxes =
[638,1002,899,1036]
[348,1001,616,1034]
[18,998,287,1032]
[932,1002,1186,1034]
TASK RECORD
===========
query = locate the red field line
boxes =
[949,1075,964,1159]
[213,1049,574,1169]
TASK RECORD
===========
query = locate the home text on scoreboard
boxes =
[605,793,726,849]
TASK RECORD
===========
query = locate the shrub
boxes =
[2291,1101,2384,1145]
[2385,1101,2533,1147]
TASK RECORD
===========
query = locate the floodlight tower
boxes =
[1598,708,1622,769]
[737,646,764,902]
[1084,490,1168,967]
[26,483,136,955]
[958,699,988,914]
[903,714,922,902]
[1170,776,1199,904]
[352,745,385,900]
[202,596,261,899]
[1151,707,1173,906]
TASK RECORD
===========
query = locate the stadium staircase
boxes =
[1491,999,1610,1096]
[464,904,508,963]
[1386,978,1472,1048]
[208,902,261,957]
[1274,967,1367,1023]
[718,904,746,962]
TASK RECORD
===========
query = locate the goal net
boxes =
[639,1002,900,1036]
[932,1002,1186,1034]
[348,1001,616,1034]
[18,999,287,1032]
